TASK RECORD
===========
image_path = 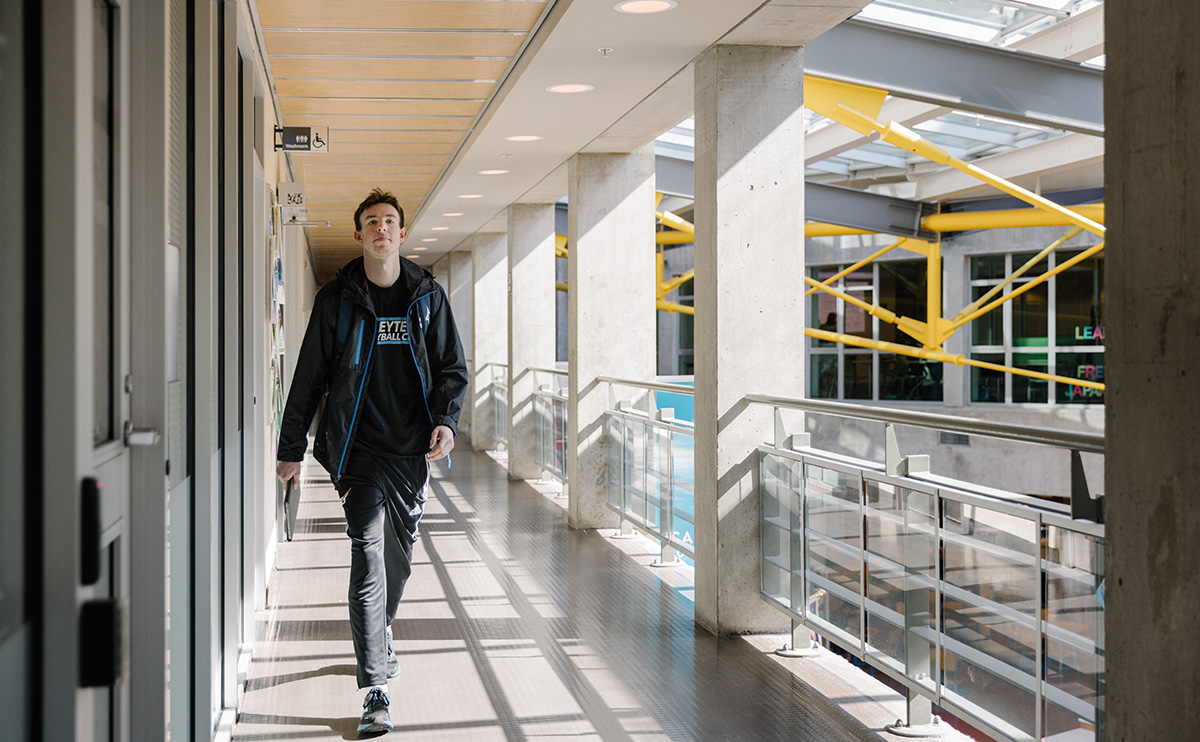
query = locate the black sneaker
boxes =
[357,687,392,736]
[386,626,400,678]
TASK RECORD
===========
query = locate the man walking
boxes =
[276,188,468,736]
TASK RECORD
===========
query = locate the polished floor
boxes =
[231,445,937,741]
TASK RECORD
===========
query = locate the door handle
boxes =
[123,421,160,447]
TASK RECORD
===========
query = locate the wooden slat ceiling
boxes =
[257,0,547,281]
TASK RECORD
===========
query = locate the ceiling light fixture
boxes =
[422,238,438,242]
[546,83,593,94]
[442,212,464,217]
[506,135,542,142]
[414,247,429,251]
[614,0,676,14]
[431,226,449,231]
[478,169,509,175]
[405,255,419,259]
[457,194,483,199]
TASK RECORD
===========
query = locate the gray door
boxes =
[37,1,141,739]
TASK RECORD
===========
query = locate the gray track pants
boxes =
[335,451,428,688]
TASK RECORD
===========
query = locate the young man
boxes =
[276,188,468,735]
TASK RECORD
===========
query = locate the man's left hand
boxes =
[427,425,455,461]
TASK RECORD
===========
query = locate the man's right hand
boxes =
[276,460,301,488]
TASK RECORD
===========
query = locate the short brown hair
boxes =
[353,188,405,230]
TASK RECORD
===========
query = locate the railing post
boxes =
[775,619,820,657]
[652,409,681,568]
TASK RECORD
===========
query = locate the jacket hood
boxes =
[335,256,438,312]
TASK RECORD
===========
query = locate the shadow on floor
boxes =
[233,712,358,741]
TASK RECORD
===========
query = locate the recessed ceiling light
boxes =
[442,212,464,217]
[405,255,419,259]
[414,247,428,251]
[614,0,676,14]
[546,83,593,94]
[506,135,543,142]
[457,194,483,199]
[431,226,449,231]
[422,238,438,242]
[619,0,676,13]
[478,169,509,175]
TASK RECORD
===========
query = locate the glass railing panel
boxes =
[671,430,695,553]
[940,497,1039,741]
[606,414,623,510]
[553,398,567,479]
[761,453,804,612]
[1042,525,1105,740]
[623,418,647,523]
[864,479,938,695]
[644,424,669,532]
[804,462,864,645]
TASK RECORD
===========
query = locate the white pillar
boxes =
[694,45,806,635]
[448,249,474,437]
[567,143,657,529]
[508,203,557,480]
[472,232,508,451]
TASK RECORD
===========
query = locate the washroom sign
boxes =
[274,125,329,153]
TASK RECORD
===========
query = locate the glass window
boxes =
[1055,251,1104,346]
[810,267,839,347]
[1056,352,1105,405]
[844,354,873,399]
[1013,353,1049,404]
[878,261,926,347]
[807,260,942,403]
[881,355,943,402]
[971,353,1005,403]
[812,355,838,399]
[967,248,1104,405]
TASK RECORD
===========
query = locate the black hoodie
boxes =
[277,257,469,481]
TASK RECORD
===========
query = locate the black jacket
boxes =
[277,257,469,481]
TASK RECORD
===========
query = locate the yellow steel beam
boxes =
[658,299,694,315]
[805,328,1105,392]
[923,204,1104,232]
[555,233,568,258]
[806,204,1105,238]
[806,222,875,237]
[556,281,568,293]
[657,232,695,245]
[803,75,1104,237]
[657,209,695,236]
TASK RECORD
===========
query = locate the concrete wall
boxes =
[1105,2,1200,738]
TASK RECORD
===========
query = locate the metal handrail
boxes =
[597,375,697,396]
[526,365,568,376]
[745,393,1104,453]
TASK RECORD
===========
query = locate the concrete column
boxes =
[693,45,805,635]
[567,144,657,529]
[1106,3,1200,738]
[448,249,474,436]
[472,232,508,450]
[508,203,557,479]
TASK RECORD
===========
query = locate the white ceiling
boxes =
[396,0,870,266]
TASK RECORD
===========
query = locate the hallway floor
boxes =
[231,445,930,742]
